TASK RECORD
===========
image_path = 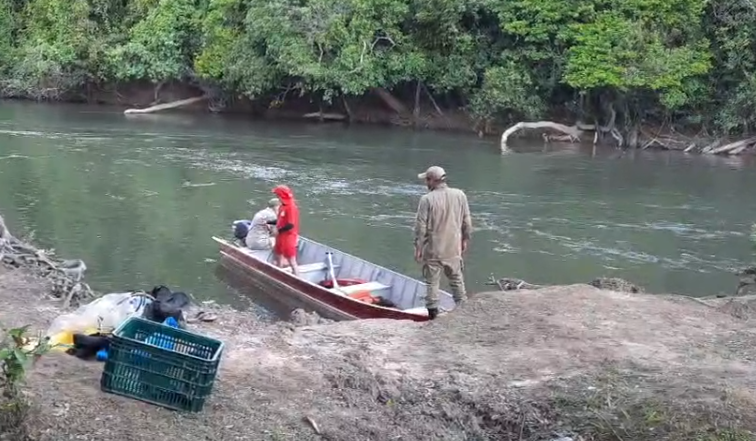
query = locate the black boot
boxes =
[427,308,439,320]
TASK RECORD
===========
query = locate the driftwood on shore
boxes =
[123,96,207,115]
[0,213,93,307]
[487,275,643,294]
[489,271,756,317]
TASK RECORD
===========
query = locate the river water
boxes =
[1,101,755,313]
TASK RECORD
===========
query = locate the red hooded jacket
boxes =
[272,185,299,244]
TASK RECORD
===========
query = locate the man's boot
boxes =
[427,307,439,320]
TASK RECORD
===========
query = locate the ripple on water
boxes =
[491,240,520,253]
[0,129,57,137]
[151,147,432,198]
[530,216,744,241]
[528,226,744,274]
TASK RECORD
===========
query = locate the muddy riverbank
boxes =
[2,263,756,441]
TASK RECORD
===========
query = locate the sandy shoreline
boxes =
[2,262,756,440]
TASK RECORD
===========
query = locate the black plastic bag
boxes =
[142,285,191,325]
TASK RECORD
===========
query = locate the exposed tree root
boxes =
[123,96,207,115]
[0,213,94,307]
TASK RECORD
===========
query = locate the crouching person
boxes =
[246,198,281,250]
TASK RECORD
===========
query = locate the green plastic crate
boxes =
[100,316,224,412]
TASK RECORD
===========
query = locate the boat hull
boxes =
[215,238,432,322]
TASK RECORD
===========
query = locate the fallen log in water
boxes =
[123,96,207,115]
[702,136,756,155]
[0,212,94,307]
[500,121,585,153]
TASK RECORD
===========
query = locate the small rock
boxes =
[588,277,642,293]
[289,308,332,326]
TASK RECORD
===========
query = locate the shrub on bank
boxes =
[0,324,47,439]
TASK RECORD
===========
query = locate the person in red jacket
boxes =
[269,184,300,276]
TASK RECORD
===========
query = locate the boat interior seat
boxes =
[282,262,340,274]
[281,260,342,284]
[331,281,390,296]
[242,248,274,262]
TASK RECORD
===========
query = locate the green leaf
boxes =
[13,349,28,365]
[8,325,29,339]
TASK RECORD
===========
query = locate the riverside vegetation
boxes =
[1,0,756,153]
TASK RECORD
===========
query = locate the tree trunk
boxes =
[413,81,421,125]
[372,87,409,115]
[341,95,352,123]
[421,83,444,116]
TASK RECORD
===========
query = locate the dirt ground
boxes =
[2,265,756,441]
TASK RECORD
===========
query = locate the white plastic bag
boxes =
[46,292,152,338]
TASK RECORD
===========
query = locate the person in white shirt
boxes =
[245,198,281,250]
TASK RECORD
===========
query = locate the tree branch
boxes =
[341,94,352,122]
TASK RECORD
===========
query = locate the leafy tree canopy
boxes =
[0,0,754,135]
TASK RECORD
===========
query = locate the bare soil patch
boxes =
[2,265,755,440]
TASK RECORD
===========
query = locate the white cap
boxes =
[417,165,446,180]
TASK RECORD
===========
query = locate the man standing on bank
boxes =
[414,166,472,320]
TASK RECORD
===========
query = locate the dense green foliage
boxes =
[0,0,755,136]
